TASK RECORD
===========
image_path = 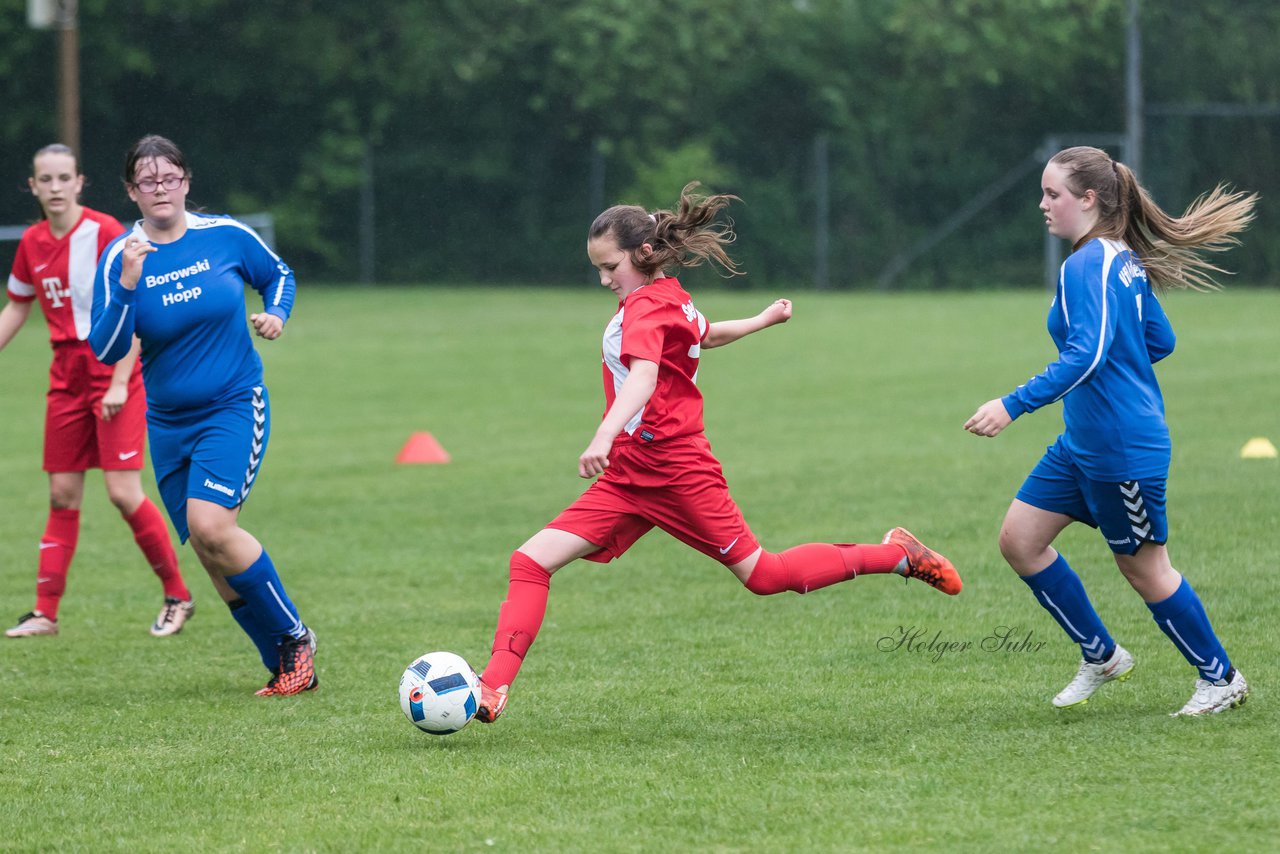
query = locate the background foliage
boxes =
[2,0,1278,287]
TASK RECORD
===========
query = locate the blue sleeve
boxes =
[1144,293,1175,363]
[238,225,295,323]
[1002,248,1116,419]
[88,239,137,365]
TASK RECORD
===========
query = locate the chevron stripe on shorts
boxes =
[1119,480,1152,542]
[240,386,266,502]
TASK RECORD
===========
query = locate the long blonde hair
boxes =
[1051,146,1258,292]
[588,182,744,279]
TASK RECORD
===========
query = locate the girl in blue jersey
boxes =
[965,146,1256,716]
[89,135,316,697]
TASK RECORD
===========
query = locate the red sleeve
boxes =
[7,231,37,302]
[619,293,670,367]
[96,213,126,254]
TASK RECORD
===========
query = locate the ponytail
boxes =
[589,182,744,279]
[1051,146,1257,292]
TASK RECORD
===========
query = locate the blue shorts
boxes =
[1016,439,1168,555]
[147,386,270,543]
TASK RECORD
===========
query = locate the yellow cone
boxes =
[1240,437,1278,459]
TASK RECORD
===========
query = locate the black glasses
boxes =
[132,175,185,194]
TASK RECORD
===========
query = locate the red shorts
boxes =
[43,342,147,473]
[547,433,760,566]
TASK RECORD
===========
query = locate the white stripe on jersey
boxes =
[93,235,136,361]
[68,216,101,339]
[94,304,131,361]
[1052,240,1117,403]
[602,307,645,436]
[688,312,707,382]
[183,212,288,307]
[7,273,35,299]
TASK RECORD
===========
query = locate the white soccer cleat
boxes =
[5,611,58,638]
[1052,645,1135,708]
[1172,669,1249,717]
[150,597,195,637]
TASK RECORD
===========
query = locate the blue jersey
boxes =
[1002,238,1176,480]
[89,212,295,413]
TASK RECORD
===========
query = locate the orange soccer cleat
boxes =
[256,628,319,696]
[882,527,962,595]
[474,679,508,723]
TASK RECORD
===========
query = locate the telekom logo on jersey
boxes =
[41,276,69,307]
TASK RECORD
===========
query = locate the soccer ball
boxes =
[398,651,482,735]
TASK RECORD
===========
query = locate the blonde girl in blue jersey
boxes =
[89,135,316,697]
[965,146,1256,716]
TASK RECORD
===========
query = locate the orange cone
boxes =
[396,431,451,464]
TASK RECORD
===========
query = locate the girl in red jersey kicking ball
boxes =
[475,182,961,723]
[2,144,194,639]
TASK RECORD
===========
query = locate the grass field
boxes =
[2,285,1277,852]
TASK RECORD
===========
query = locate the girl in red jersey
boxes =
[474,183,961,724]
[1,144,193,638]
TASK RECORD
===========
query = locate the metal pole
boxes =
[1125,0,1142,175]
[57,0,79,156]
[359,141,375,284]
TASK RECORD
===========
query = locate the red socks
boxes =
[478,541,907,686]
[481,551,552,691]
[35,508,80,619]
[124,498,190,601]
[34,500,189,620]
[744,542,906,595]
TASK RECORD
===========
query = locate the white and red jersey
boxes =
[602,276,709,446]
[7,207,125,346]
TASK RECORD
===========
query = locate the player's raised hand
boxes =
[250,313,284,340]
[118,236,156,290]
[760,298,792,327]
[965,399,1013,437]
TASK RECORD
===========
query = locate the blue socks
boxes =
[229,598,279,671]
[224,549,305,646]
[1147,576,1232,683]
[1021,553,1115,663]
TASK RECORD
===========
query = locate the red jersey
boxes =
[7,207,125,346]
[602,277,709,446]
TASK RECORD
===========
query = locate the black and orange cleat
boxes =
[883,527,962,595]
[256,628,318,696]
[474,678,508,723]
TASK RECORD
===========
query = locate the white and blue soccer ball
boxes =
[398,651,482,735]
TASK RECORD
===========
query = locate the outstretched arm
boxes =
[964,399,1014,437]
[703,299,792,349]
[578,358,659,478]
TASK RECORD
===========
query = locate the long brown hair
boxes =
[1051,146,1257,292]
[588,181,744,278]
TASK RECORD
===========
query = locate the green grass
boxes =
[2,285,1278,852]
